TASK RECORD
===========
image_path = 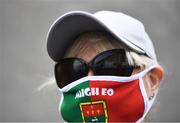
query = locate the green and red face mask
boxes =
[58,65,158,122]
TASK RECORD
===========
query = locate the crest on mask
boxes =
[80,100,108,123]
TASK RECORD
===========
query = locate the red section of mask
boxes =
[89,80,144,122]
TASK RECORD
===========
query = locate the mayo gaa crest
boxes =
[80,101,108,122]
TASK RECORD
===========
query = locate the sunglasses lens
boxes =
[55,58,88,88]
[92,49,133,76]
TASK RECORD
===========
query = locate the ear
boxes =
[148,65,164,91]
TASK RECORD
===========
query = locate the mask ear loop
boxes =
[137,65,159,123]
[137,89,158,123]
[128,64,158,82]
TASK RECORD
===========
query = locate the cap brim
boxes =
[47,11,144,62]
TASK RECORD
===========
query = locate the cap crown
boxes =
[94,11,156,60]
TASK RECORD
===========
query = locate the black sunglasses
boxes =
[55,49,137,88]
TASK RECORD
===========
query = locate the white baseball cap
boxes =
[47,11,157,62]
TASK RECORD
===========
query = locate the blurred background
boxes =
[0,0,180,122]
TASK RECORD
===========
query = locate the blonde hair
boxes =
[64,31,157,69]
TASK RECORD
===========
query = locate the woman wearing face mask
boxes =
[47,11,164,122]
